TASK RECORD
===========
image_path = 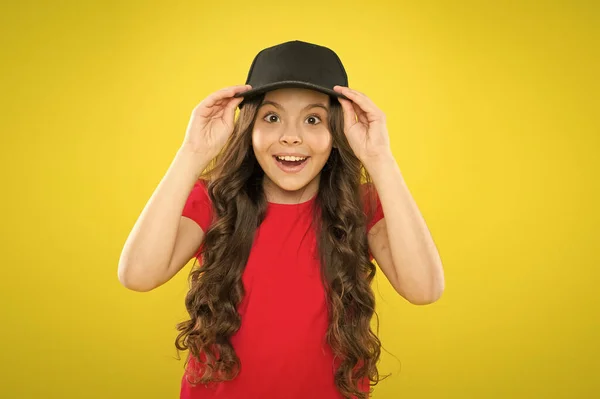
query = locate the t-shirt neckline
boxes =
[266,195,317,208]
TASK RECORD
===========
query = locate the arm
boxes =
[331,85,444,305]
[117,85,251,292]
[367,154,445,305]
[117,148,210,292]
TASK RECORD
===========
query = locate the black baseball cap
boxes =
[234,40,350,108]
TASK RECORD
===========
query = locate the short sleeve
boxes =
[182,179,214,233]
[361,183,384,262]
[361,183,384,232]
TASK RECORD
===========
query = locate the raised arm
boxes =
[117,84,252,291]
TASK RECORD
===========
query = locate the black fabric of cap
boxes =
[234,40,350,108]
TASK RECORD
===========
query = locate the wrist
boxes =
[174,147,213,179]
[362,150,395,172]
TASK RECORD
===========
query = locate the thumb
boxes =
[223,96,245,125]
[338,97,357,131]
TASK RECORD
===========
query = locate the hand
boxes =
[333,86,392,165]
[181,84,252,158]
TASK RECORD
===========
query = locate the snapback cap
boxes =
[234,40,350,108]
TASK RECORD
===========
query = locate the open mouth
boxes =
[273,155,310,172]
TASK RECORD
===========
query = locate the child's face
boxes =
[252,88,333,196]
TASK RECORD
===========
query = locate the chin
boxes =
[268,174,315,192]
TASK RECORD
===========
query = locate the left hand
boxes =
[333,86,392,164]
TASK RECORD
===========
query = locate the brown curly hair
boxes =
[174,93,387,398]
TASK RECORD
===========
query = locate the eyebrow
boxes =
[259,100,329,112]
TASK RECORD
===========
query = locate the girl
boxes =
[118,41,445,399]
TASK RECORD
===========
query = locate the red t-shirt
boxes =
[179,180,384,399]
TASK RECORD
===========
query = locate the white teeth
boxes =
[276,155,307,162]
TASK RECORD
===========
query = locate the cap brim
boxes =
[233,81,350,102]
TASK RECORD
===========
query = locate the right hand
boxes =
[181,84,252,157]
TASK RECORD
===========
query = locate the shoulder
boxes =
[359,181,378,201]
[359,182,380,213]
[188,178,211,201]
[359,182,384,232]
[182,178,214,232]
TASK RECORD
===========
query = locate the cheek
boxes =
[251,128,272,154]
[306,130,333,154]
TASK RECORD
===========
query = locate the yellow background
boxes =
[1,0,598,398]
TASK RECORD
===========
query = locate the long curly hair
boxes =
[174,93,386,398]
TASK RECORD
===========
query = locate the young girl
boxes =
[118,41,444,399]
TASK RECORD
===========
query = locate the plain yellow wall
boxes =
[1,0,598,398]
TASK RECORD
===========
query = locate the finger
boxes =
[334,86,381,119]
[204,85,252,108]
[338,97,357,131]
[335,86,369,125]
[213,84,252,103]
[351,101,369,125]
[223,96,245,124]
[345,89,377,113]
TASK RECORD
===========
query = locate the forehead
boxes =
[262,88,330,107]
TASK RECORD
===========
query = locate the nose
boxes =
[279,129,303,145]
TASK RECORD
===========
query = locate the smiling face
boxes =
[252,88,333,203]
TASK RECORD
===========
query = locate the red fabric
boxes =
[180,180,384,399]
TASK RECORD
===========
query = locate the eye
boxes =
[262,112,323,125]
[306,114,322,125]
[263,112,280,123]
